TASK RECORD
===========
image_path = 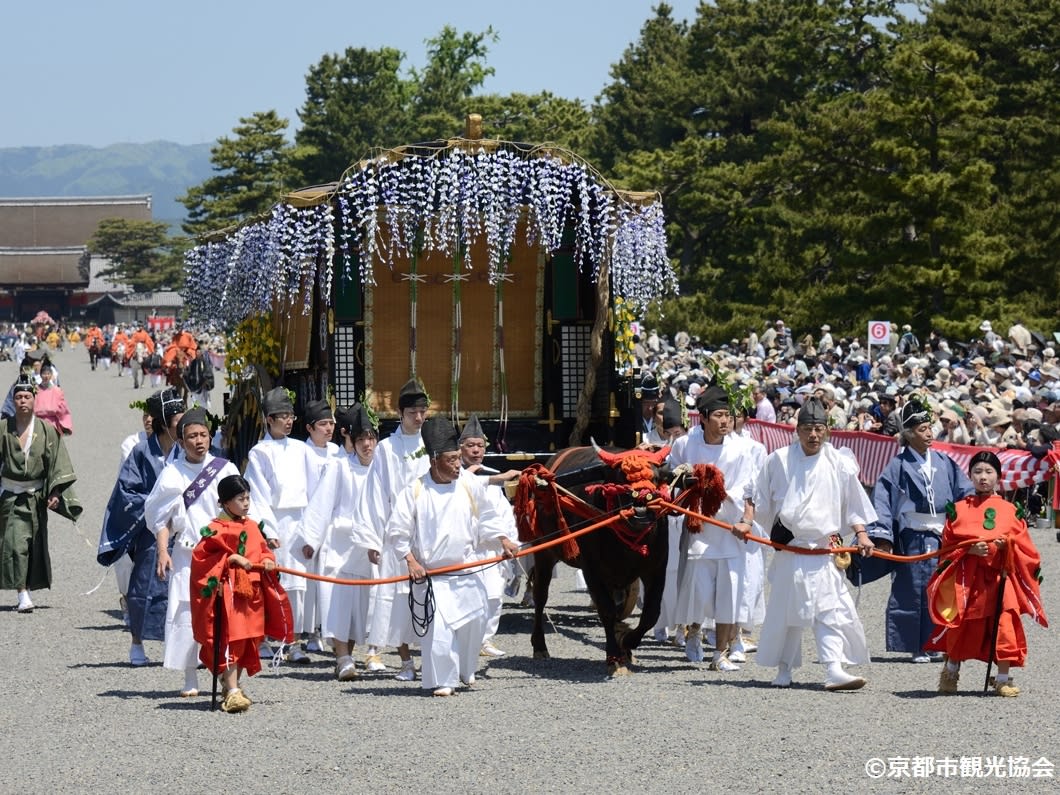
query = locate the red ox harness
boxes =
[516,447,676,559]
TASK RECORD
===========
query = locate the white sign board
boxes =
[868,320,891,347]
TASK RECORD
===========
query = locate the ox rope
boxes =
[408,574,436,637]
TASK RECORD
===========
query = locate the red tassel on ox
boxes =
[684,463,726,533]
[514,463,580,562]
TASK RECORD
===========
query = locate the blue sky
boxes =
[1,0,702,149]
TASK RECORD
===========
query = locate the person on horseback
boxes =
[112,326,131,376]
[84,322,104,371]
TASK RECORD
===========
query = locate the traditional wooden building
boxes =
[0,195,152,320]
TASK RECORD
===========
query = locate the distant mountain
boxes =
[0,141,214,228]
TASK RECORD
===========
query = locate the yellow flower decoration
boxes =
[225,315,280,383]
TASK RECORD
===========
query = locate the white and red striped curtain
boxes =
[743,419,1058,491]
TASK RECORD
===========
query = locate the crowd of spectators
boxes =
[634,318,1060,458]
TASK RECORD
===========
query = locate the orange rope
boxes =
[657,499,979,561]
[252,485,974,586]
[252,504,639,585]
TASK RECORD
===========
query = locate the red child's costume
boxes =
[925,494,1047,667]
[190,515,294,677]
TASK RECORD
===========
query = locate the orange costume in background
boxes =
[83,326,104,350]
[925,495,1047,667]
[129,329,155,355]
[191,515,294,677]
[161,331,198,370]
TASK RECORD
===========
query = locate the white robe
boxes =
[670,432,760,626]
[303,440,341,634]
[243,437,318,594]
[753,443,876,668]
[300,450,375,644]
[355,429,429,648]
[144,452,240,671]
[737,433,768,627]
[462,469,517,640]
[386,471,511,689]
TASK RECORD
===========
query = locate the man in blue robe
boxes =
[867,398,973,661]
[98,389,184,665]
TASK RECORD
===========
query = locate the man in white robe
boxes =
[243,387,319,663]
[388,417,518,696]
[147,408,240,696]
[732,407,768,661]
[751,398,877,690]
[301,399,341,654]
[670,386,760,671]
[457,414,518,658]
[654,397,689,644]
[300,403,377,681]
[354,377,430,681]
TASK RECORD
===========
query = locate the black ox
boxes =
[515,444,675,676]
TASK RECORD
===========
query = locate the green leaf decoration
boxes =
[984,508,997,521]
[704,359,754,416]
[358,392,381,431]
[1015,502,1026,520]
[945,502,957,522]
[199,526,216,537]
[983,520,995,531]
[200,575,220,598]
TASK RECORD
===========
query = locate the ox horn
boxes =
[590,437,623,467]
[643,445,671,467]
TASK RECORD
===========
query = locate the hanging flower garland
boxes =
[183,141,676,329]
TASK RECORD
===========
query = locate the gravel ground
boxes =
[2,345,1058,794]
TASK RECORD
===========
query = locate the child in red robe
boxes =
[191,475,293,713]
[926,451,1047,697]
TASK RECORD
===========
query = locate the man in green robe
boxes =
[0,378,81,612]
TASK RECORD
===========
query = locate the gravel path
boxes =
[2,345,1057,794]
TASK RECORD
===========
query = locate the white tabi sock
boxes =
[825,662,846,679]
